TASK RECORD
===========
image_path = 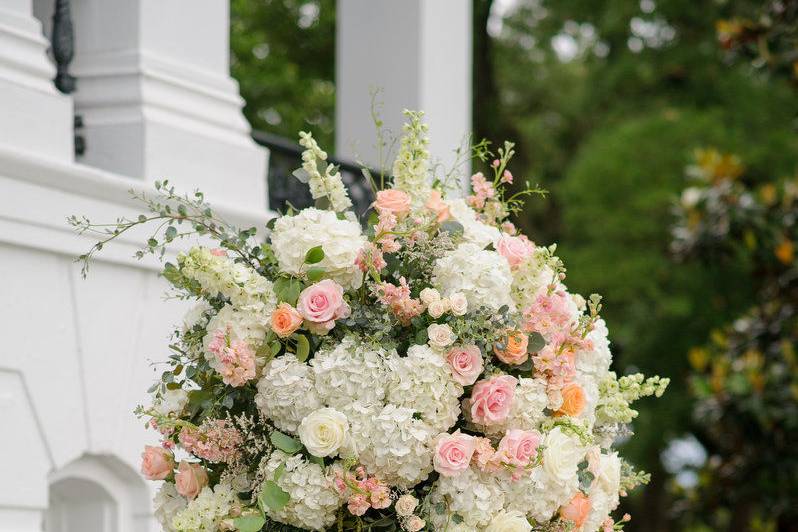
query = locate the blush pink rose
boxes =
[497,429,541,467]
[374,189,411,217]
[469,375,518,425]
[297,279,350,334]
[433,431,476,477]
[445,345,483,385]
[175,461,208,500]
[496,234,535,268]
[140,445,174,480]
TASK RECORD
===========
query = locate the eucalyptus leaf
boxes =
[259,480,291,511]
[527,332,546,353]
[440,220,464,237]
[292,168,310,183]
[270,431,302,454]
[233,514,266,532]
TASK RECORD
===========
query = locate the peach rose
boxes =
[496,429,541,467]
[140,445,174,480]
[374,189,411,217]
[469,375,517,425]
[425,190,450,222]
[433,431,476,477]
[297,279,350,335]
[446,345,483,385]
[556,383,586,417]
[270,303,303,338]
[560,492,592,528]
[494,331,529,365]
[175,461,208,499]
[496,234,535,268]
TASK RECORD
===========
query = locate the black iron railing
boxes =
[252,130,376,217]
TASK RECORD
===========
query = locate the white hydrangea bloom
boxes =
[311,337,395,409]
[182,300,211,332]
[203,304,268,349]
[574,371,601,429]
[270,208,366,289]
[153,482,186,532]
[298,131,352,212]
[582,452,622,532]
[261,451,342,531]
[428,468,506,529]
[358,404,435,487]
[481,377,548,436]
[386,344,463,433]
[255,355,322,432]
[433,243,515,312]
[170,482,237,531]
[502,465,576,523]
[445,198,502,249]
[576,318,613,379]
[339,401,381,458]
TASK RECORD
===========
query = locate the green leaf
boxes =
[306,267,325,282]
[274,277,302,305]
[440,220,464,238]
[233,514,266,532]
[259,480,291,511]
[294,334,310,362]
[270,340,283,357]
[270,431,302,454]
[165,226,177,241]
[304,245,325,264]
[307,454,324,466]
[527,332,546,353]
[273,462,286,481]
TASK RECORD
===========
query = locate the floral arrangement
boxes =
[72,110,668,532]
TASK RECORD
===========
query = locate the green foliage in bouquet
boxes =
[70,111,667,532]
[670,149,798,531]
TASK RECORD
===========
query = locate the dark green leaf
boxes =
[295,334,310,362]
[304,245,325,264]
[527,332,546,353]
[306,267,325,282]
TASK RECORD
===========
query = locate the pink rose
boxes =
[297,279,350,334]
[497,429,541,467]
[433,431,476,477]
[140,445,174,480]
[425,190,450,222]
[175,461,208,500]
[445,345,483,385]
[496,234,535,268]
[374,189,411,217]
[469,375,517,425]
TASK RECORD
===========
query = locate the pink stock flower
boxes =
[445,345,484,385]
[522,289,574,338]
[140,445,174,480]
[469,375,518,425]
[472,437,497,472]
[355,244,387,274]
[207,328,257,387]
[501,221,517,235]
[210,248,227,257]
[370,486,391,509]
[178,419,242,463]
[468,172,496,210]
[297,279,350,334]
[347,494,370,516]
[496,429,541,468]
[175,461,208,500]
[496,234,535,268]
[425,190,450,223]
[374,277,424,325]
[374,189,411,217]
[560,492,592,529]
[501,170,514,184]
[433,431,477,477]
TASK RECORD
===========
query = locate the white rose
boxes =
[543,427,585,485]
[449,293,468,316]
[485,510,532,532]
[394,494,418,517]
[298,407,349,457]
[154,388,188,416]
[427,323,456,349]
[427,299,449,318]
[419,287,441,305]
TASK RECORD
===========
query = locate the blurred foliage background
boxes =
[230,1,798,530]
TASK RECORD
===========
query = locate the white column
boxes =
[69,0,268,210]
[336,0,472,177]
[0,0,73,160]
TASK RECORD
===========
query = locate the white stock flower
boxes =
[170,482,237,531]
[387,344,463,433]
[255,355,322,432]
[427,323,456,349]
[270,208,366,289]
[153,388,188,417]
[433,243,515,312]
[298,131,352,212]
[542,427,585,487]
[445,198,502,248]
[260,451,341,531]
[298,407,349,458]
[485,509,532,532]
[310,337,394,409]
